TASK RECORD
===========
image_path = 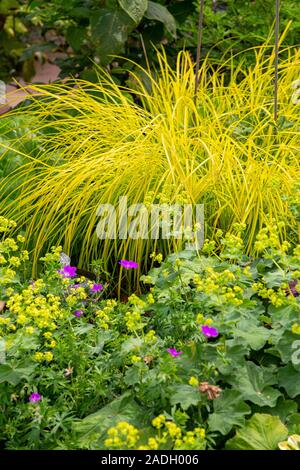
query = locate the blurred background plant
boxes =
[1,1,300,84]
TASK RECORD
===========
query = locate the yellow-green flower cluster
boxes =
[144,329,157,344]
[0,217,17,233]
[104,421,140,449]
[65,284,88,307]
[174,427,206,450]
[254,223,289,255]
[152,414,166,429]
[189,376,199,387]
[194,268,243,305]
[128,293,146,308]
[221,232,244,257]
[104,417,206,450]
[125,310,143,331]
[43,331,57,348]
[146,293,155,304]
[4,282,66,334]
[221,285,243,306]
[0,267,17,286]
[232,223,247,234]
[151,415,206,450]
[293,246,300,258]
[141,275,154,284]
[124,294,146,331]
[252,282,287,307]
[202,239,216,254]
[0,226,29,288]
[95,299,117,330]
[175,190,190,205]
[131,355,142,363]
[40,246,62,264]
[34,351,54,362]
[150,252,163,263]
[292,324,300,335]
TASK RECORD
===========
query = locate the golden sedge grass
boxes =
[0,41,299,287]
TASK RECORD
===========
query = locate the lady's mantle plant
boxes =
[0,218,299,450]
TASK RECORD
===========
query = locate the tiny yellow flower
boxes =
[147,437,158,450]
[189,376,199,387]
[131,355,142,363]
[25,326,35,334]
[43,332,52,339]
[152,414,166,429]
[292,324,300,335]
[34,352,44,362]
[44,351,53,362]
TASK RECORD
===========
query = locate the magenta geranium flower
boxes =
[167,348,183,357]
[90,283,103,293]
[119,260,139,269]
[58,265,77,278]
[201,325,219,338]
[29,393,41,403]
[74,310,83,318]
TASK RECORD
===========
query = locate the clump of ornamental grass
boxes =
[0,38,299,283]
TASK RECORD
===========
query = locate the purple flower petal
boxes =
[74,310,83,318]
[90,283,103,293]
[201,325,219,338]
[119,260,139,269]
[286,280,299,297]
[167,348,183,357]
[29,393,41,403]
[58,265,77,278]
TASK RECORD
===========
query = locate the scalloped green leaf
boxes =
[226,413,288,450]
[208,390,251,435]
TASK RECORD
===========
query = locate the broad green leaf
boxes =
[66,26,86,51]
[257,397,298,423]
[120,337,143,355]
[269,304,300,327]
[124,363,148,385]
[73,392,145,448]
[287,414,300,435]
[273,331,300,365]
[170,385,201,410]
[145,1,176,36]
[73,324,94,336]
[263,270,287,288]
[118,0,148,24]
[278,364,300,398]
[227,362,281,407]
[235,320,270,350]
[217,343,249,375]
[208,390,251,435]
[91,9,135,63]
[0,363,36,385]
[226,413,288,450]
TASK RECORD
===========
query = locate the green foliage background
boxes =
[1,1,300,81]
